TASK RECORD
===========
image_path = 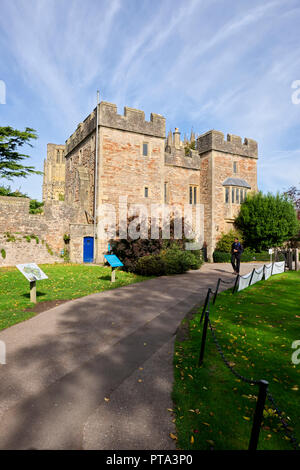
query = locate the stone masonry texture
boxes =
[0,102,258,266]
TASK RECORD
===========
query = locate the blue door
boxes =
[83,237,94,263]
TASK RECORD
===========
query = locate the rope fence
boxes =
[196,272,299,451]
[234,261,285,293]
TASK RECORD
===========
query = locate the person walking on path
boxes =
[231,237,243,274]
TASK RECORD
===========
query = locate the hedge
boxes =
[213,250,274,263]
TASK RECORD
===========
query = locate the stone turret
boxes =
[197,130,258,158]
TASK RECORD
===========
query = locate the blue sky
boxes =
[0,0,300,200]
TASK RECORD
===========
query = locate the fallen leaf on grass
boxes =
[169,433,177,440]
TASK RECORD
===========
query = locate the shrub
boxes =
[135,246,203,276]
[29,199,44,214]
[136,254,166,276]
[188,250,203,270]
[240,247,255,262]
[1,248,6,259]
[215,229,243,253]
[162,246,196,275]
[110,216,196,272]
[213,251,231,263]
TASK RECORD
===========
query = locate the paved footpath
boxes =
[0,262,263,450]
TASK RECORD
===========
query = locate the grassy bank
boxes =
[173,271,300,450]
[0,263,149,331]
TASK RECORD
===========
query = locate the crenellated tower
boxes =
[42,143,66,202]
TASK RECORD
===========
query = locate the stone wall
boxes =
[0,196,80,266]
[64,131,96,221]
[0,235,62,267]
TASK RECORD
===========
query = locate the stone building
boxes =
[0,101,258,266]
[60,101,258,262]
[42,143,65,201]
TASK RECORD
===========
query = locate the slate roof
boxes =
[222,177,251,189]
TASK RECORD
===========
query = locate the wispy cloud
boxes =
[0,0,300,198]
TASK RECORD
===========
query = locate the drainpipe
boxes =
[93,90,100,263]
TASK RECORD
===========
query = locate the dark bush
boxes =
[135,246,203,276]
[110,215,202,273]
[213,249,273,263]
[213,251,231,263]
[135,254,166,276]
[162,247,195,275]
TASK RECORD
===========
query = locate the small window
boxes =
[143,143,148,156]
[236,187,239,203]
[189,185,198,204]
[240,189,244,203]
[233,161,237,173]
[225,187,229,204]
[56,150,60,163]
[144,187,149,198]
[164,182,168,203]
[232,187,235,203]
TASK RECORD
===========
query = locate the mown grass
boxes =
[0,263,150,331]
[172,271,300,450]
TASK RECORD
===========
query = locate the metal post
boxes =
[213,279,221,304]
[198,311,209,366]
[249,268,255,286]
[30,281,37,303]
[200,289,211,323]
[111,267,116,283]
[232,274,240,294]
[289,250,293,270]
[248,379,269,451]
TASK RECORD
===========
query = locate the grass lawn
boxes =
[172,271,300,450]
[0,263,150,331]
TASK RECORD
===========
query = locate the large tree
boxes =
[235,191,299,251]
[0,126,42,180]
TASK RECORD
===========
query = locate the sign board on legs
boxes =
[16,263,48,282]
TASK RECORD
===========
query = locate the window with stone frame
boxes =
[144,186,149,198]
[233,161,238,173]
[164,182,169,204]
[189,185,198,205]
[143,143,148,156]
[225,187,229,204]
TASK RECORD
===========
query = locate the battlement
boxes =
[197,130,258,158]
[99,101,165,138]
[65,102,165,155]
[65,109,97,155]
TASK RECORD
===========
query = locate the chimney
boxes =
[173,128,181,149]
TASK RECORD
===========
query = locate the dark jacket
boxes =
[231,241,243,256]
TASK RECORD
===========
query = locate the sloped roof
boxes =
[222,177,251,189]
